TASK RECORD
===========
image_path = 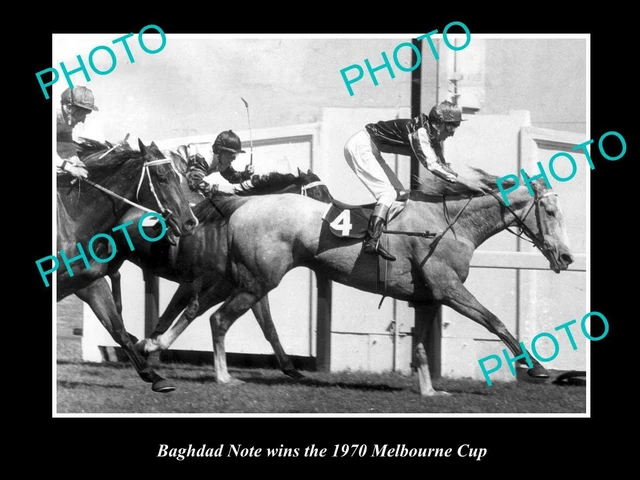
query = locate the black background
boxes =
[22,8,631,473]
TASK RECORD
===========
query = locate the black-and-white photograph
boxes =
[51,31,591,417]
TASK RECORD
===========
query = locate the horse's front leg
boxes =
[426,270,549,383]
[136,282,200,356]
[137,278,229,356]
[106,257,138,343]
[251,295,304,380]
[74,278,175,393]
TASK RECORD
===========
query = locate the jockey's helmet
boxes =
[428,100,464,126]
[61,86,99,112]
[213,130,246,155]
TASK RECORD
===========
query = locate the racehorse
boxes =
[141,167,574,396]
[105,166,331,381]
[56,139,198,392]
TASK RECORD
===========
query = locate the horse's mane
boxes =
[82,149,142,170]
[411,165,519,201]
[75,138,134,165]
[237,172,303,196]
[75,137,114,153]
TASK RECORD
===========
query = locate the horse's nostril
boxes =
[561,253,573,265]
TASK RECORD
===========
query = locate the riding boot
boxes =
[362,203,396,261]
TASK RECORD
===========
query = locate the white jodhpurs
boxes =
[344,129,406,208]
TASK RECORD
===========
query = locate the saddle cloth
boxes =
[322,199,407,238]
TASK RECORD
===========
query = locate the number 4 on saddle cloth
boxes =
[322,198,437,240]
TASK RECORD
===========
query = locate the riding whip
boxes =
[99,133,130,159]
[241,97,254,166]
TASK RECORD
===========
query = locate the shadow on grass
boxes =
[169,371,496,396]
[170,372,406,392]
[58,380,127,390]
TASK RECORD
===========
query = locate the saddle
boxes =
[321,197,444,302]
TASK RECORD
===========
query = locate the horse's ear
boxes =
[307,169,312,175]
[138,138,147,153]
[170,151,189,176]
[297,167,302,176]
[150,141,158,148]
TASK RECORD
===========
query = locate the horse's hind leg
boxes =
[251,295,304,380]
[209,289,262,384]
[413,303,449,397]
[74,278,175,393]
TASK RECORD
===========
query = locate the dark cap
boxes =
[213,130,245,154]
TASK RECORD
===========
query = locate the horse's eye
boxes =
[546,209,556,217]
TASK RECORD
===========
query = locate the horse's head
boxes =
[137,139,198,237]
[514,179,574,273]
[298,168,332,203]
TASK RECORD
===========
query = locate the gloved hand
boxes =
[68,155,85,166]
[216,182,237,194]
[244,164,255,175]
[62,157,88,179]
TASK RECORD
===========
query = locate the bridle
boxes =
[489,190,559,255]
[300,180,326,196]
[80,154,178,223]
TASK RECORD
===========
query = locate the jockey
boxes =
[343,100,491,261]
[180,130,254,196]
[56,86,98,179]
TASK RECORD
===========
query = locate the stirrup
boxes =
[376,244,396,262]
[362,238,377,254]
[362,238,396,261]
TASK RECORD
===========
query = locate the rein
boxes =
[384,194,475,241]
[488,190,558,253]
[79,158,175,216]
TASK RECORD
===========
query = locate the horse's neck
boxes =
[466,190,537,246]
[58,169,142,243]
[409,190,536,248]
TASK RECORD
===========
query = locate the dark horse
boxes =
[140,168,575,396]
[56,139,197,392]
[105,167,331,382]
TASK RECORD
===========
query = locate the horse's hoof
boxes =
[218,377,244,386]
[152,379,176,393]
[284,369,305,381]
[432,390,451,397]
[528,365,550,378]
[421,390,451,397]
